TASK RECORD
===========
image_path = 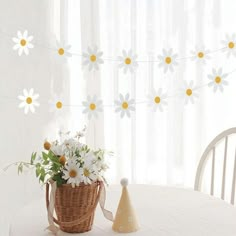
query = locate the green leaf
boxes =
[43,160,49,165]
[30,152,37,165]
[17,163,23,175]
[53,173,66,187]
[36,167,41,177]
[42,152,48,161]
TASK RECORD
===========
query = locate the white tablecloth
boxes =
[10,185,236,236]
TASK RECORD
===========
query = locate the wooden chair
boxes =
[194,127,236,204]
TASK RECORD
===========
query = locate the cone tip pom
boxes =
[121,178,129,187]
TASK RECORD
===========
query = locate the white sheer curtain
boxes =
[0,0,71,230]
[67,0,236,186]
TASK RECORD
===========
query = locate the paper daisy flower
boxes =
[82,46,104,71]
[147,88,168,112]
[12,30,34,56]
[221,34,236,57]
[158,49,178,73]
[18,88,39,114]
[182,80,199,104]
[115,93,135,118]
[62,159,82,187]
[82,95,103,119]
[118,49,138,74]
[208,68,228,92]
[190,46,210,64]
[56,41,72,58]
[48,94,64,112]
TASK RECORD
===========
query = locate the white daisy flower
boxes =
[118,49,138,74]
[208,68,228,93]
[81,164,97,185]
[115,93,135,118]
[12,30,34,56]
[81,153,98,184]
[158,48,178,73]
[182,80,199,104]
[50,143,64,156]
[82,95,103,119]
[56,41,72,60]
[18,88,39,114]
[147,88,168,112]
[48,94,64,112]
[190,46,211,64]
[82,46,104,71]
[62,159,82,187]
[221,34,236,57]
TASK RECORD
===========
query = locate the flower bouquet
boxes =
[18,128,111,233]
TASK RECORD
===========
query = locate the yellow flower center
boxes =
[90,103,96,110]
[122,102,129,109]
[26,97,32,104]
[69,169,77,178]
[44,141,51,150]
[20,39,27,46]
[125,57,132,65]
[90,54,97,62]
[56,101,62,109]
[58,48,65,55]
[228,41,234,49]
[83,168,90,177]
[165,57,172,64]
[198,52,204,58]
[59,156,66,165]
[215,76,221,84]
[154,96,161,104]
[186,89,192,96]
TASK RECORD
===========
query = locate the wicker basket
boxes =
[46,181,102,233]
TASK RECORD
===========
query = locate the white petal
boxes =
[29,88,34,96]
[12,38,20,43]
[13,44,20,50]
[120,110,125,118]
[126,110,131,118]
[23,89,29,97]
[27,35,33,42]
[119,94,124,102]
[29,105,35,113]
[24,47,29,55]
[17,31,22,38]
[19,102,25,108]
[125,93,130,101]
[18,95,25,101]
[18,47,23,56]
[115,107,121,113]
[213,85,218,93]
[218,68,223,75]
[34,101,40,107]
[23,30,28,38]
[32,93,39,99]
[122,50,127,57]
[24,105,29,114]
[27,43,34,49]
[88,63,93,71]
[123,67,128,74]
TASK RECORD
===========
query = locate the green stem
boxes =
[2,161,32,172]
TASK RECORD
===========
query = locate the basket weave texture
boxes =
[46,181,101,233]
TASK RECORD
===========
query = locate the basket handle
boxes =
[46,181,103,227]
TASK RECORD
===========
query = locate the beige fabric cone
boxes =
[112,179,139,233]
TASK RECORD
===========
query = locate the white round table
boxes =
[10,185,236,235]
